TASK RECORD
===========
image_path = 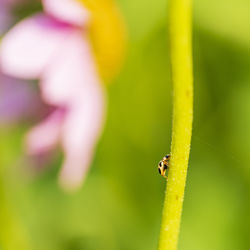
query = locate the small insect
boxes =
[158,154,170,178]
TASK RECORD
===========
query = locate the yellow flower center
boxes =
[79,0,127,83]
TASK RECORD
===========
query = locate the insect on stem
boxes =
[157,0,193,249]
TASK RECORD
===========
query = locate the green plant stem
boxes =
[158,0,193,250]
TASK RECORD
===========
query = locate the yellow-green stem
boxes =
[158,0,193,250]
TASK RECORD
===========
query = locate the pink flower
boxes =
[0,74,43,125]
[0,0,106,191]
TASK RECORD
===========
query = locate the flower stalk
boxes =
[158,0,193,249]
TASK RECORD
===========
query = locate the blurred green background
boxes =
[1,0,250,249]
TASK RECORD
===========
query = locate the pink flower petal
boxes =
[59,79,106,191]
[0,74,41,124]
[25,108,65,155]
[42,0,89,27]
[41,31,98,105]
[0,14,72,79]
